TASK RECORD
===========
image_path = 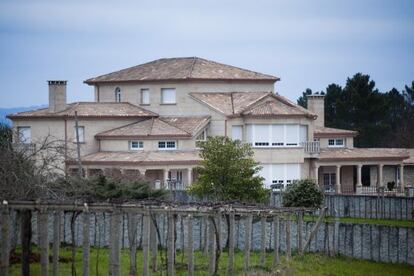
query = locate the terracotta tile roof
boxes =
[7,102,157,119]
[67,150,201,166]
[404,149,414,164]
[189,92,316,118]
[314,126,358,138]
[95,116,210,139]
[319,148,410,162]
[84,57,279,84]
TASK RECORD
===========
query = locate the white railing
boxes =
[301,141,320,154]
[12,143,36,154]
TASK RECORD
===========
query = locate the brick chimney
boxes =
[48,80,67,113]
[307,93,325,127]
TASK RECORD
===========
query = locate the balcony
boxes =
[301,141,320,154]
[12,143,36,154]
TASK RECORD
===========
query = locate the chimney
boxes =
[48,80,67,113]
[307,93,325,127]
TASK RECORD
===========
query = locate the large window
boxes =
[231,125,243,141]
[161,88,176,104]
[195,129,207,148]
[140,89,150,105]
[74,126,85,143]
[115,87,121,102]
[258,163,301,188]
[17,126,31,144]
[130,140,144,150]
[328,138,344,147]
[246,124,307,148]
[158,140,177,150]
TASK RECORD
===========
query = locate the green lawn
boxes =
[304,215,414,228]
[9,246,414,275]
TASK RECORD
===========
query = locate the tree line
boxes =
[297,73,414,148]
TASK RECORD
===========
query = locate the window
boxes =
[246,124,307,148]
[323,173,336,192]
[130,140,143,150]
[74,126,85,143]
[328,138,345,147]
[158,140,177,150]
[195,129,207,148]
[115,87,121,102]
[259,163,301,189]
[231,125,243,141]
[140,89,150,105]
[161,88,176,104]
[17,127,31,144]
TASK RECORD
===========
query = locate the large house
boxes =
[8,57,414,194]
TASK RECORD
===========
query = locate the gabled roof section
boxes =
[95,116,210,139]
[314,126,358,138]
[84,57,279,84]
[189,92,316,118]
[7,102,158,119]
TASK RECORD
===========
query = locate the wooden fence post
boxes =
[167,212,175,276]
[0,205,10,276]
[202,215,209,256]
[187,215,194,276]
[273,216,280,266]
[142,213,150,276]
[301,207,327,254]
[260,216,266,267]
[208,216,216,276]
[39,210,49,276]
[244,214,253,273]
[285,215,291,263]
[127,213,138,276]
[52,211,61,276]
[297,211,303,253]
[109,210,121,276]
[227,212,235,275]
[82,210,90,276]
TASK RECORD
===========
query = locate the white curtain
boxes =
[18,127,31,143]
[254,125,270,144]
[285,125,299,145]
[141,89,150,104]
[161,88,176,104]
[271,125,284,145]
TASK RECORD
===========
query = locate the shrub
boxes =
[387,181,395,191]
[282,179,323,208]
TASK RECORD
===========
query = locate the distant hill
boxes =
[0,105,47,126]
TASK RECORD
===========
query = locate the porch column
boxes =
[139,169,147,177]
[314,165,319,185]
[187,168,193,187]
[377,164,384,187]
[163,169,169,189]
[336,165,341,194]
[400,164,405,191]
[356,164,362,187]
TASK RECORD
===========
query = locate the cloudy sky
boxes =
[0,0,413,107]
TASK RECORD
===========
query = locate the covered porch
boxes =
[314,148,413,196]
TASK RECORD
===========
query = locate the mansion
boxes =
[8,57,414,195]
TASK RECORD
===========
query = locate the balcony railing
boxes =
[12,143,36,154]
[301,141,320,154]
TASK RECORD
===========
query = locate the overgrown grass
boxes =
[9,246,414,275]
[304,215,414,228]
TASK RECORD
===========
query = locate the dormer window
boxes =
[161,88,176,104]
[115,87,121,102]
[158,140,177,150]
[328,138,344,147]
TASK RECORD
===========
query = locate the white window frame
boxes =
[259,163,301,189]
[115,87,121,102]
[328,138,345,148]
[246,124,305,148]
[140,88,150,105]
[158,140,177,150]
[195,129,208,148]
[17,126,31,144]
[74,126,85,143]
[129,140,144,150]
[161,88,176,104]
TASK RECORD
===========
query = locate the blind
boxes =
[231,125,243,141]
[18,127,31,143]
[271,125,284,146]
[285,125,299,145]
[254,125,269,144]
[161,88,176,104]
[141,89,150,104]
[271,164,285,183]
[299,125,308,143]
[258,164,271,188]
[74,126,85,143]
[286,164,300,181]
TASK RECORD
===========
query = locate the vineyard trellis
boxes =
[0,200,324,276]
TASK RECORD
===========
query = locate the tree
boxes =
[282,179,323,208]
[297,88,313,108]
[188,136,269,203]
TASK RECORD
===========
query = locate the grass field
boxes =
[304,215,414,228]
[9,246,414,275]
